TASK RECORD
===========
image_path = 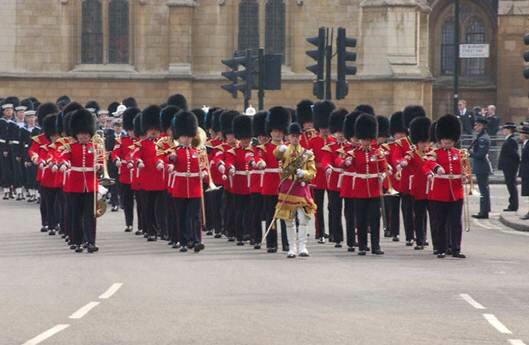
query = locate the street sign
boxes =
[459,44,489,58]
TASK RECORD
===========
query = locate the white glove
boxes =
[436,167,445,175]
[228,167,235,176]
[137,162,145,169]
[115,160,122,168]
[256,161,266,170]
[168,153,177,162]
[59,165,67,173]
[344,157,353,167]
[51,165,58,173]
[296,169,305,178]
[278,144,287,153]
[325,168,332,177]
[127,162,134,169]
[400,160,408,168]
[167,164,175,173]
[218,164,226,175]
[156,162,164,171]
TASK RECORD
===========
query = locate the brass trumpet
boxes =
[193,127,220,192]
[92,130,115,218]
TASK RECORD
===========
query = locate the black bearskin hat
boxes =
[71,109,96,137]
[107,101,120,115]
[233,115,253,139]
[85,100,100,113]
[355,104,375,116]
[122,97,138,109]
[288,122,302,135]
[28,97,40,110]
[403,105,426,130]
[167,93,188,111]
[122,107,140,131]
[63,102,84,116]
[390,111,406,136]
[64,112,74,137]
[355,114,378,140]
[436,114,461,142]
[19,98,34,111]
[191,108,206,130]
[57,101,82,135]
[161,106,180,132]
[313,100,335,130]
[220,110,239,135]
[43,114,58,139]
[430,121,438,143]
[266,106,291,134]
[3,96,19,108]
[172,111,197,139]
[36,102,59,127]
[296,100,313,126]
[205,107,219,130]
[141,105,162,132]
[329,108,348,134]
[212,108,224,132]
[56,95,71,105]
[253,111,268,137]
[343,111,362,140]
[133,114,144,138]
[410,117,432,144]
[377,115,390,138]
[286,107,297,124]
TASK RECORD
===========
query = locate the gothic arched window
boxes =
[265,0,285,62]
[463,18,486,76]
[238,0,260,51]
[441,19,455,75]
[81,0,103,64]
[109,0,129,64]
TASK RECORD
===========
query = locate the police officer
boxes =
[519,124,529,220]
[471,117,492,219]
[498,122,520,212]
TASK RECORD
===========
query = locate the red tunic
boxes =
[135,137,166,191]
[392,137,413,195]
[129,140,142,191]
[28,134,50,183]
[259,141,283,196]
[39,142,61,189]
[384,142,401,193]
[308,134,336,190]
[250,145,264,194]
[423,148,465,202]
[207,138,224,186]
[322,141,351,192]
[406,148,431,201]
[59,142,100,193]
[112,135,134,185]
[167,145,205,199]
[224,144,255,195]
[212,142,235,191]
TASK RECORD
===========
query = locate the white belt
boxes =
[70,167,95,172]
[326,166,343,186]
[230,170,251,189]
[430,174,462,191]
[264,168,281,173]
[170,172,201,188]
[0,139,5,143]
[337,171,355,188]
[9,140,20,145]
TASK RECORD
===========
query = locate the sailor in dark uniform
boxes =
[470,117,492,219]
[0,97,20,199]
[21,109,41,202]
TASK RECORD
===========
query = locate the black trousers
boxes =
[344,198,356,248]
[174,198,201,245]
[476,173,490,215]
[355,198,381,251]
[135,190,144,232]
[233,194,251,242]
[385,195,400,237]
[70,192,96,245]
[313,188,326,239]
[413,199,429,246]
[328,191,344,243]
[0,153,13,187]
[222,190,235,238]
[206,186,223,234]
[504,169,518,211]
[41,187,59,230]
[401,193,415,241]
[24,164,38,189]
[143,190,165,237]
[250,193,264,243]
[109,182,120,207]
[430,200,463,254]
[120,183,134,227]
[427,202,437,251]
[12,156,24,188]
[263,195,288,249]
[38,185,47,227]
[63,192,73,239]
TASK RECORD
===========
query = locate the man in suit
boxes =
[518,125,529,219]
[498,122,520,212]
[457,100,475,135]
[470,118,492,219]
[486,105,500,136]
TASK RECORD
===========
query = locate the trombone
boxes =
[460,149,473,232]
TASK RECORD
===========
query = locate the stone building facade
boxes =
[0,0,527,121]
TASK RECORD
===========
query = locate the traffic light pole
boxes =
[453,0,460,113]
[325,28,333,101]
[258,48,265,111]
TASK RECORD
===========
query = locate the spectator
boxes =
[486,105,500,136]
[482,106,489,118]
[472,106,482,118]
[498,122,520,212]
[519,125,529,220]
[456,100,475,135]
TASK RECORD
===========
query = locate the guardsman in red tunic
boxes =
[260,106,291,253]
[29,103,58,232]
[128,114,145,236]
[375,115,393,240]
[384,111,405,242]
[163,111,207,252]
[423,114,467,259]
[296,100,316,149]
[58,109,102,253]
[337,111,361,252]
[405,117,432,251]
[309,100,336,243]
[249,111,267,248]
[135,105,166,242]
[223,115,258,246]
[393,106,427,246]
[213,110,238,241]
[343,114,386,256]
[157,105,180,243]
[113,107,140,233]
[205,108,225,238]
[322,108,349,248]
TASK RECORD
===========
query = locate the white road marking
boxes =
[509,340,527,345]
[22,324,70,345]
[483,314,512,334]
[99,283,123,299]
[69,301,100,319]
[459,293,486,309]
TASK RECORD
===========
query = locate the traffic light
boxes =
[306,27,326,99]
[336,27,357,100]
[523,34,529,80]
[221,50,255,100]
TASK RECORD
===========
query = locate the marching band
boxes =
[0,94,476,259]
